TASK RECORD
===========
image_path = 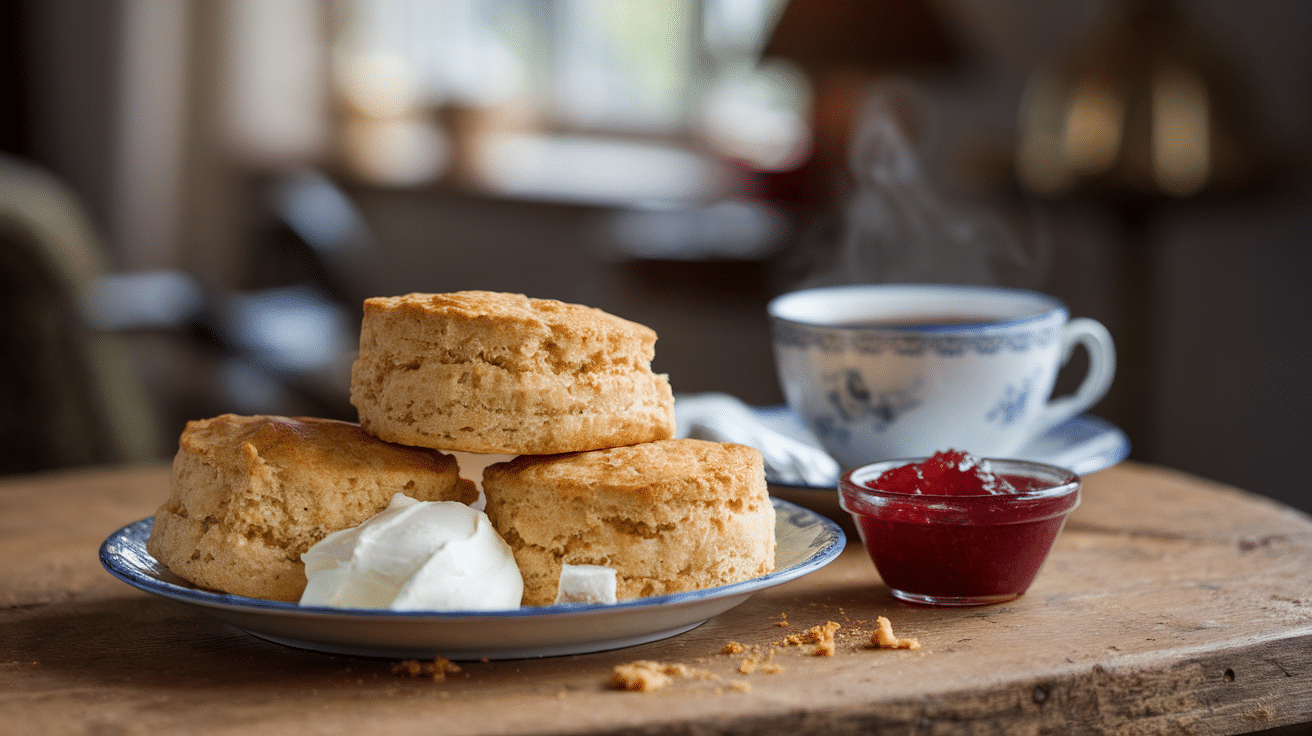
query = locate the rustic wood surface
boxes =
[3,459,1311,736]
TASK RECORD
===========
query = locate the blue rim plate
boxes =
[100,497,844,660]
[752,406,1130,489]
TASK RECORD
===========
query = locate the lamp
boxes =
[1016,0,1269,201]
[759,0,962,209]
[762,0,961,74]
[1014,0,1272,458]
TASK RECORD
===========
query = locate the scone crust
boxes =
[350,291,675,454]
[146,414,477,602]
[482,439,776,606]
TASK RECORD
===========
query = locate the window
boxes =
[326,0,809,200]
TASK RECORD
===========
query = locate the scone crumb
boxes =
[870,616,921,650]
[721,641,746,655]
[776,621,842,656]
[728,680,752,693]
[609,661,717,692]
[737,647,784,675]
[392,657,463,681]
[611,661,672,692]
[758,648,785,675]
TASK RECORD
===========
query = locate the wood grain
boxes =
[2,461,1310,735]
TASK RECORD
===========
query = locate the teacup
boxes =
[767,284,1115,470]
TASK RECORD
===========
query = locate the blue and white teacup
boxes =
[768,284,1116,470]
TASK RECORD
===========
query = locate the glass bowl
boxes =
[838,457,1081,606]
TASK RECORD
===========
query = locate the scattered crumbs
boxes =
[735,646,782,675]
[610,662,673,692]
[610,661,718,692]
[777,621,842,657]
[613,614,923,694]
[870,616,921,650]
[392,657,463,681]
[812,622,841,657]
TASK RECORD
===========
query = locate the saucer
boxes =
[752,406,1129,490]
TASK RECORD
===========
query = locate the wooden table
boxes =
[3,460,1311,735]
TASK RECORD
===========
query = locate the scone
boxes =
[349,291,675,455]
[147,414,477,602]
[481,439,776,606]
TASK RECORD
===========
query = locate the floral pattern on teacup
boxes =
[819,368,921,435]
[986,374,1037,427]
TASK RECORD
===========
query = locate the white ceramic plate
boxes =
[100,498,844,660]
[753,406,1130,489]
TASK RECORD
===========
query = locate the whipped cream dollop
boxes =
[299,493,523,611]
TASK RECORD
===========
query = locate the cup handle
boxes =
[1032,317,1116,436]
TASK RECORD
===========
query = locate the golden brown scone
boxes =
[482,439,776,606]
[146,414,478,602]
[349,291,675,455]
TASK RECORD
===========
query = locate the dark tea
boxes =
[838,314,1018,328]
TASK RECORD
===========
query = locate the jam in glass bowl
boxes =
[838,452,1081,606]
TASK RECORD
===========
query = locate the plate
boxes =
[100,498,844,660]
[752,406,1130,489]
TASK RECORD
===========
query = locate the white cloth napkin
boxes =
[673,393,841,488]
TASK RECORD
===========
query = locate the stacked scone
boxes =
[148,290,776,608]
[352,291,675,455]
[482,440,776,606]
[146,414,477,602]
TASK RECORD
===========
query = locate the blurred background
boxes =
[1,0,1308,512]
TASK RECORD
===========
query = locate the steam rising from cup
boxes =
[794,80,1048,290]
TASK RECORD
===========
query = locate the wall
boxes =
[5,0,1310,514]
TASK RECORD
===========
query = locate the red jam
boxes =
[866,450,1015,496]
[839,454,1080,606]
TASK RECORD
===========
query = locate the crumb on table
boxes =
[609,661,716,692]
[720,641,746,655]
[871,616,921,650]
[776,621,842,656]
[735,646,784,675]
[392,657,463,681]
